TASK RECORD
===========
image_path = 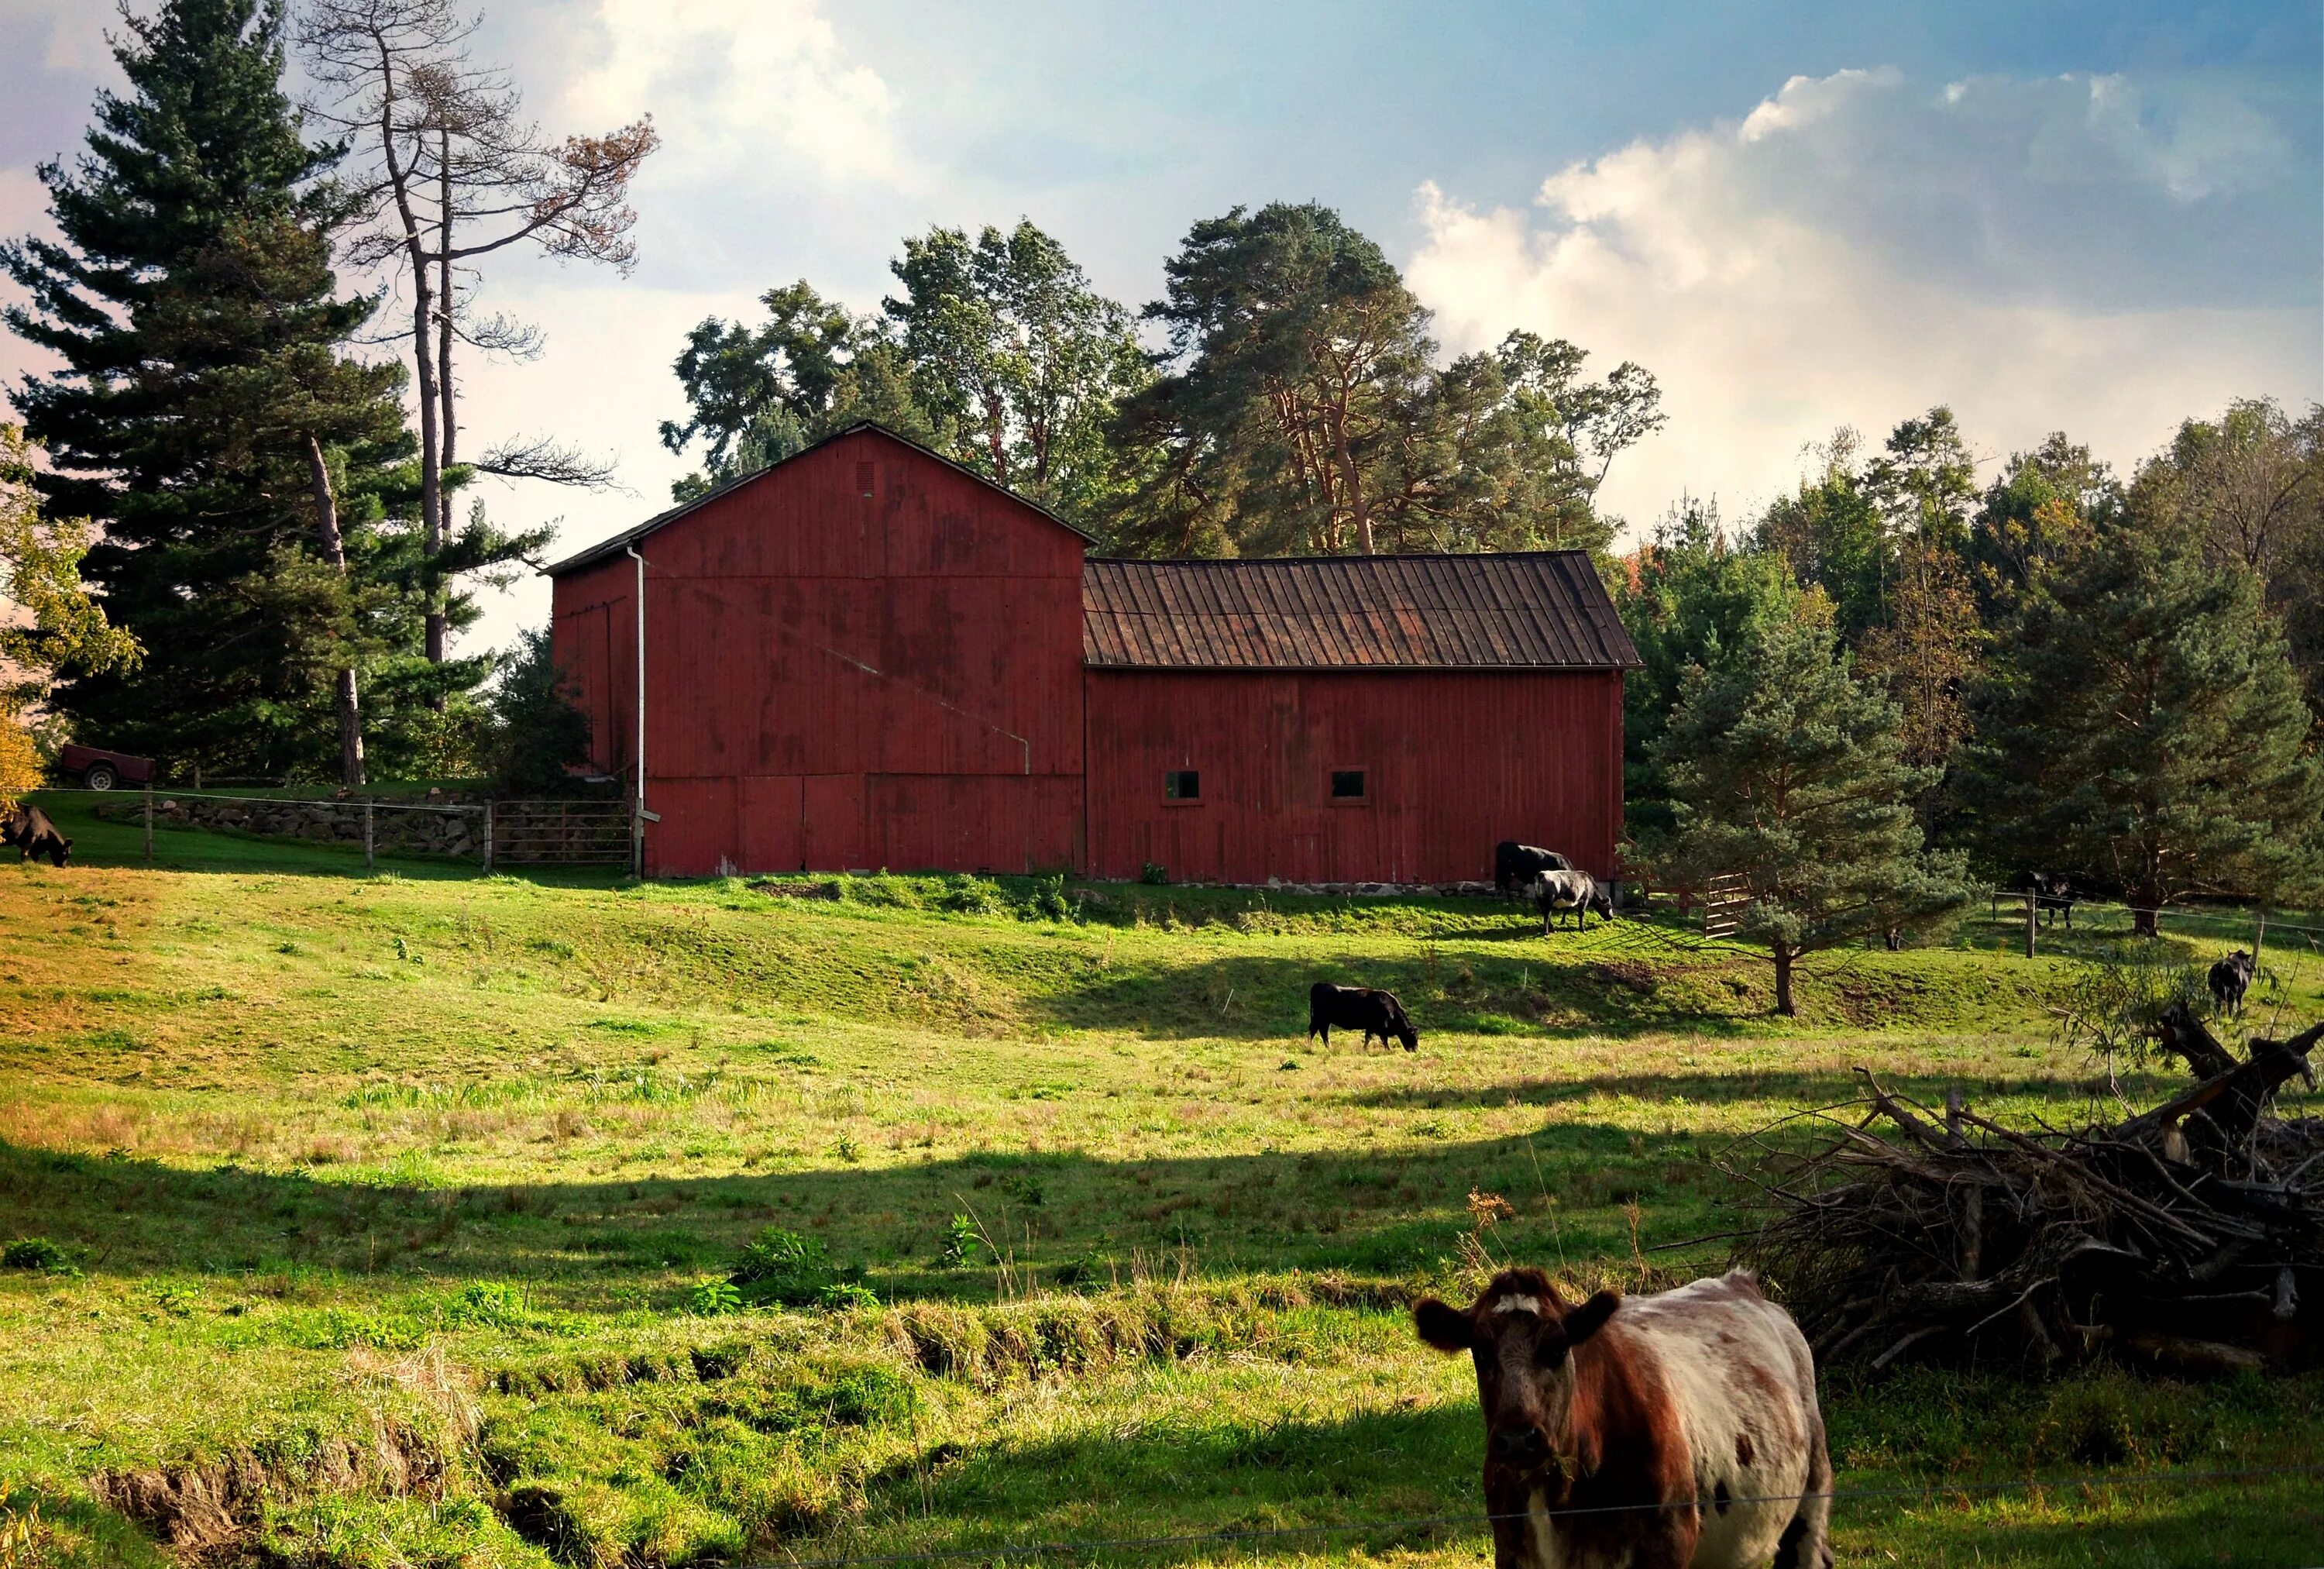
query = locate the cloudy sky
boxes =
[2,0,2317,654]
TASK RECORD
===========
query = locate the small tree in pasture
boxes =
[1652,602,1971,1015]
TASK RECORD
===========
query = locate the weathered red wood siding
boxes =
[553,428,1087,877]
[1083,668,1625,885]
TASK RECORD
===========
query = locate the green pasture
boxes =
[2,790,2321,1566]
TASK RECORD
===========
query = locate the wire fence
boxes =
[746,1463,2324,1567]
[58,786,634,872]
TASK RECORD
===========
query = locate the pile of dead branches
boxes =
[1732,1006,2324,1376]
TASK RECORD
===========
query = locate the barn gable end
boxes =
[548,425,1088,878]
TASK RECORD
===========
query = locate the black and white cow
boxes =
[1532,869,1612,933]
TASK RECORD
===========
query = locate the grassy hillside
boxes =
[4,790,2322,1566]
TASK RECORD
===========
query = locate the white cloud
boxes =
[1408,67,2321,535]
[563,0,912,191]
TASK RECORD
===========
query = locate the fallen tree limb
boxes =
[1732,1013,2323,1374]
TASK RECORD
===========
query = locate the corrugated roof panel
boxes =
[1081,552,1641,670]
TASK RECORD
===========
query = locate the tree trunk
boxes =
[412,268,445,669]
[2133,880,2161,938]
[436,134,458,655]
[1773,944,1796,1017]
[305,436,365,788]
[1332,419,1373,555]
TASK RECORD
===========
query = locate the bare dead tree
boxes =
[299,0,655,669]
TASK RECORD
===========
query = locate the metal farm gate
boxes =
[487,800,632,866]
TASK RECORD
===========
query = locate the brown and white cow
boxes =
[1415,1267,1831,1569]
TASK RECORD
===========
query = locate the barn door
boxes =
[802,774,865,871]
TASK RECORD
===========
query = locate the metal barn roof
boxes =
[1081,551,1641,671]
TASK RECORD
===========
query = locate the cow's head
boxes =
[1395,1017,1419,1051]
[53,835,71,868]
[1415,1268,1620,1502]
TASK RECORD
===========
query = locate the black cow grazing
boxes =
[1494,841,1570,896]
[2,805,70,868]
[1531,869,1612,933]
[2209,950,2255,1017]
[1308,982,1418,1052]
[2016,871,2077,928]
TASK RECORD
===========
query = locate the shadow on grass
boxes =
[1328,1065,2173,1113]
[0,1115,1743,1304]
[822,1401,1483,1568]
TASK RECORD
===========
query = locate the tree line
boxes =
[658,204,1666,559]
[1624,404,2324,1009]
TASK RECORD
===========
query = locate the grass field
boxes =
[4,788,2323,1567]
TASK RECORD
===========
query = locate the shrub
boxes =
[939,1214,982,1268]
[727,1227,867,1309]
[686,1278,742,1316]
[935,876,1006,915]
[1140,862,1169,886]
[1021,873,1079,923]
[2,1239,64,1271]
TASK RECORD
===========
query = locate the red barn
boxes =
[547,425,1639,884]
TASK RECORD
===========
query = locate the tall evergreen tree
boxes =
[1652,600,1970,1016]
[1614,497,1797,853]
[3,0,425,781]
[1961,504,2324,932]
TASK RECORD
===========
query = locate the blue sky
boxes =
[2,0,2317,652]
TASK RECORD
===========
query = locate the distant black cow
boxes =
[1531,869,1612,932]
[2,805,70,868]
[1308,982,1418,1052]
[1494,841,1571,896]
[2015,871,2077,928]
[2209,950,2255,1017]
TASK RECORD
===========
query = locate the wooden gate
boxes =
[1703,872,1750,938]
[490,801,631,865]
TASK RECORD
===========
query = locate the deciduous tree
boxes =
[0,426,139,803]
[301,0,657,669]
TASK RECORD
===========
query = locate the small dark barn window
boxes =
[1164,769,1201,801]
[1330,769,1367,800]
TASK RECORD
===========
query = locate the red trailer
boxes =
[57,743,153,792]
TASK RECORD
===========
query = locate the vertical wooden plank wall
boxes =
[1082,669,1626,884]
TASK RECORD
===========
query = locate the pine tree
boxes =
[3,0,422,781]
[1652,602,1971,1016]
[1614,497,1796,853]
[1962,504,2324,932]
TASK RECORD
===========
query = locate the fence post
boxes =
[2024,893,2037,959]
[143,785,153,863]
[481,800,493,874]
[363,800,375,873]
[2254,907,2268,965]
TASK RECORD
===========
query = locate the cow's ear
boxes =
[1414,1298,1474,1352]
[1564,1291,1621,1347]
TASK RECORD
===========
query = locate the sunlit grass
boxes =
[2,798,2320,1565]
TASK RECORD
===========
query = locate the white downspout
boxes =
[627,545,648,878]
